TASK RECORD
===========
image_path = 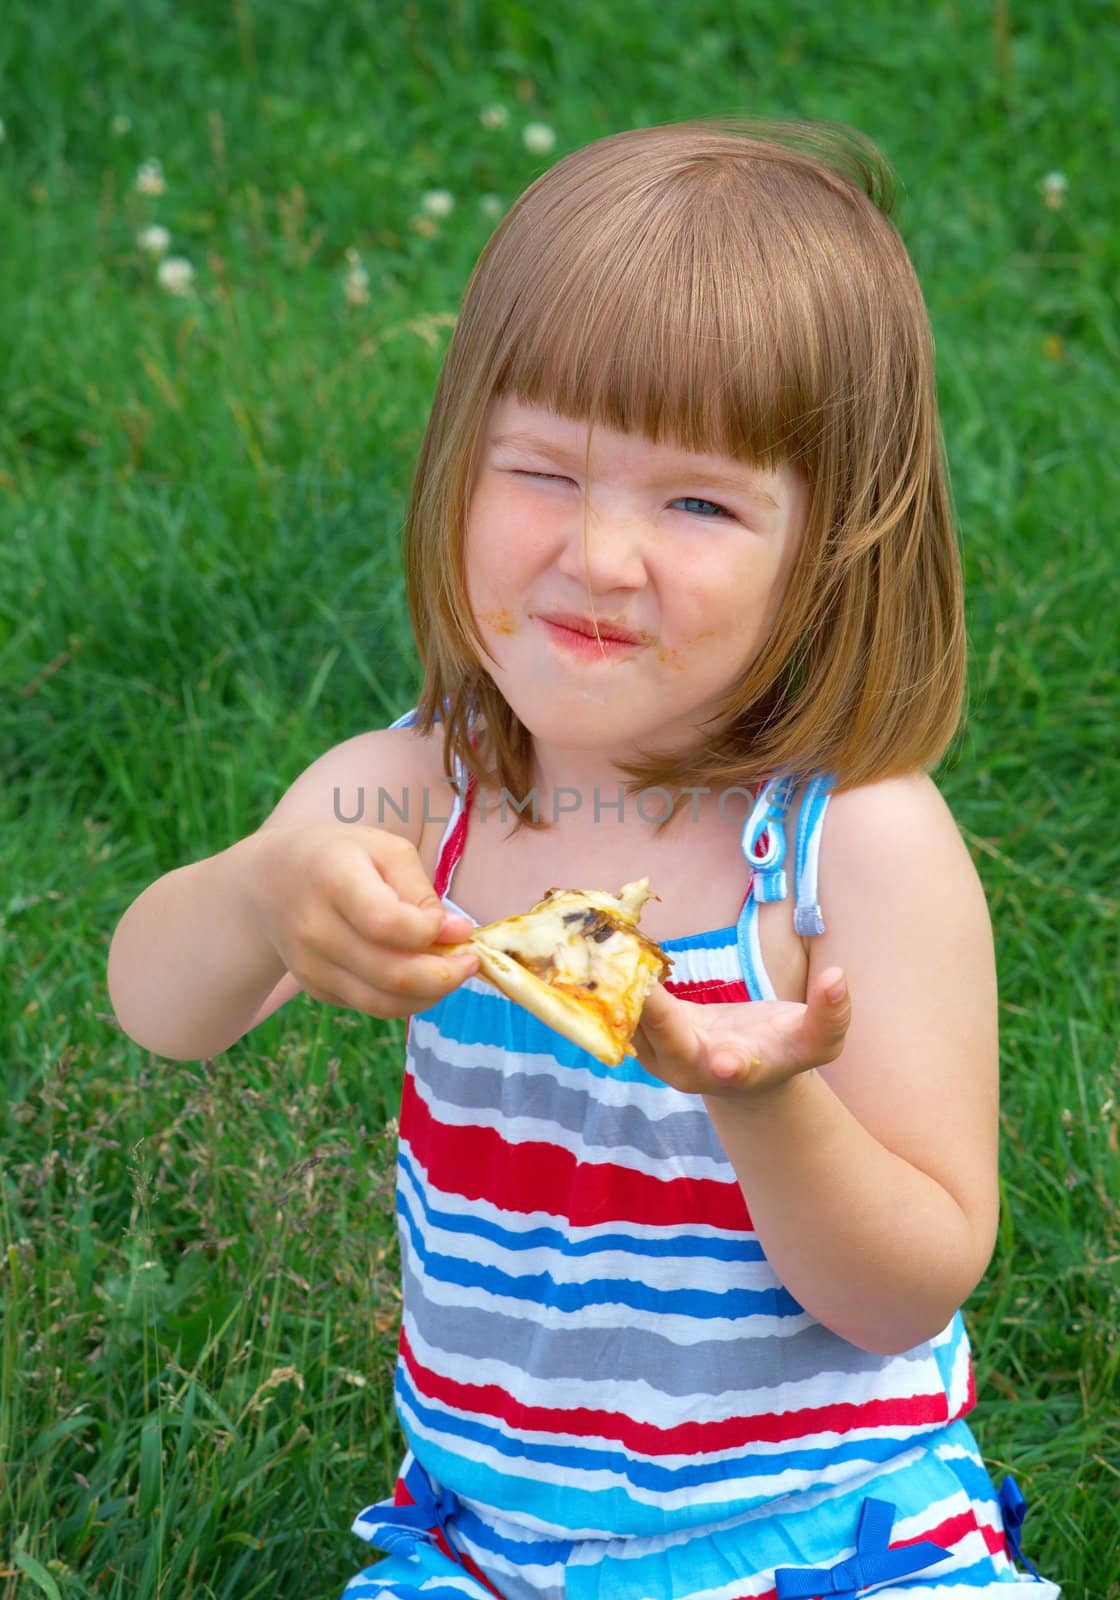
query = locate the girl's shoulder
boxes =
[819,770,974,863]
[258,718,447,846]
[810,770,989,933]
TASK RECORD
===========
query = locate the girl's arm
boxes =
[634,774,999,1355]
[107,727,477,1061]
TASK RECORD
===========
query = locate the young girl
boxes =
[108,121,1057,1598]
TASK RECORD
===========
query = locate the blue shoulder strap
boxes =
[739,774,834,934]
[792,774,833,936]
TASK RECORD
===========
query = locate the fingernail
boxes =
[827,976,847,1004]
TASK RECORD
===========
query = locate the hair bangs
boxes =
[486,153,823,471]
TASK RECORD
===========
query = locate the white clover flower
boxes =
[421,188,455,218]
[156,256,195,295]
[111,113,132,136]
[135,158,166,197]
[522,122,556,155]
[480,104,509,130]
[479,193,504,221]
[344,252,370,306]
[1039,171,1069,210]
[137,224,171,258]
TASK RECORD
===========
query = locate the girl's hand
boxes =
[240,823,479,1019]
[632,968,851,1097]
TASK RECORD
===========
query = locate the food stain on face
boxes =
[656,630,716,671]
[478,608,519,635]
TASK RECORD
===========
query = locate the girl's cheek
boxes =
[475,607,519,637]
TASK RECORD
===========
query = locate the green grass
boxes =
[2,1,1118,1594]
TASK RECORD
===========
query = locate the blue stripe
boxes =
[659,921,738,952]
[930,1312,969,1395]
[735,892,767,1003]
[454,1503,572,1568]
[398,1146,767,1265]
[398,1186,797,1321]
[934,1419,1005,1504]
[415,986,653,1082]
[345,1571,484,1600]
[395,1368,927,1499]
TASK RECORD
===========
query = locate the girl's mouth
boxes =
[536,611,646,657]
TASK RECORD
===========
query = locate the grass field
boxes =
[2,1,1118,1594]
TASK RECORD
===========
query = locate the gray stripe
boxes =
[401,1252,909,1397]
[410,1032,727,1169]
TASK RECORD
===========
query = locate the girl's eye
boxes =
[514,469,571,483]
[674,496,733,519]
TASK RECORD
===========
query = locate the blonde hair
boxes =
[405,118,965,823]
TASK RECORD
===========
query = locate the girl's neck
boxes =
[524,736,708,820]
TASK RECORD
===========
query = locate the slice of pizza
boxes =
[469,878,672,1066]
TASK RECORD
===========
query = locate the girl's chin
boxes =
[507,698,689,758]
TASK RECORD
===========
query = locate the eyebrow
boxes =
[489,429,781,510]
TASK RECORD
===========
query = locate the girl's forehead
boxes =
[482,396,794,500]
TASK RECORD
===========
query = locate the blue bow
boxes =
[998,1476,1042,1580]
[774,1497,949,1598]
[367,1461,458,1556]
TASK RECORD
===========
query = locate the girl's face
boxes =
[465,397,808,767]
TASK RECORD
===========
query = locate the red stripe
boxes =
[400,1327,952,1452]
[433,778,473,897]
[401,1071,753,1231]
[978,1517,1011,1559]
[666,976,750,1005]
[899,1506,977,1552]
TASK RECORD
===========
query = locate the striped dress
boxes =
[345,753,1056,1600]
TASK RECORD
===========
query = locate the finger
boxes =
[308,903,479,996]
[798,967,851,1065]
[307,940,479,1016]
[707,1042,763,1087]
[366,833,442,913]
[634,983,702,1072]
[333,842,447,952]
[304,964,415,1019]
[363,940,480,1002]
[434,910,477,943]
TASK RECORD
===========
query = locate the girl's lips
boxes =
[537,615,645,657]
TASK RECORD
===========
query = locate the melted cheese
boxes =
[489,901,634,990]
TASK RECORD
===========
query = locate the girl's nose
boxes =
[554,501,648,591]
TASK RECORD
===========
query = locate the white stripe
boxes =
[944,1324,974,1410]
[663,941,743,983]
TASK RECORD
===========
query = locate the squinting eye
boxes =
[675,497,732,519]
[514,470,572,483]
